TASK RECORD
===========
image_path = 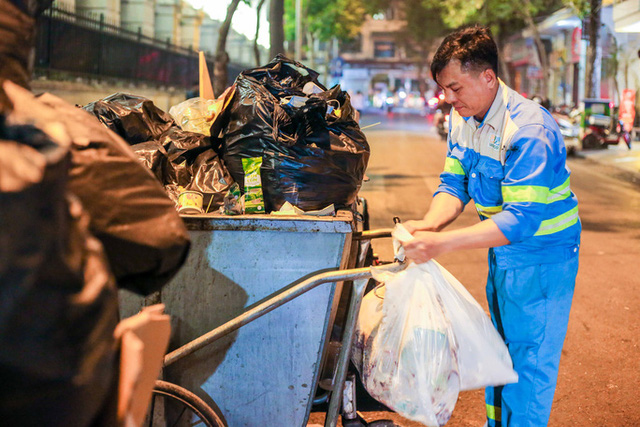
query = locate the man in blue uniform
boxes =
[403,26,581,426]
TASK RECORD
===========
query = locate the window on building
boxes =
[374,41,395,58]
[341,35,362,53]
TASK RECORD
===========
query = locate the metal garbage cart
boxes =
[119,210,394,427]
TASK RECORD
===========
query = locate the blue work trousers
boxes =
[485,251,578,427]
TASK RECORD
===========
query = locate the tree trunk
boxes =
[214,0,242,97]
[417,45,427,98]
[323,40,333,87]
[522,3,549,100]
[254,0,266,66]
[269,0,285,60]
[585,0,602,98]
[495,22,512,86]
[306,31,316,69]
[624,61,628,91]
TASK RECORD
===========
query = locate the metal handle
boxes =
[163,261,407,367]
[352,228,392,241]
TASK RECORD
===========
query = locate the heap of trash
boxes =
[84,55,370,216]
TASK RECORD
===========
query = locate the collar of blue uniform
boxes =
[463,79,507,131]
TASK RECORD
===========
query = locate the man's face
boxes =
[436,60,498,121]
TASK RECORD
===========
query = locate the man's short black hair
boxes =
[430,25,498,85]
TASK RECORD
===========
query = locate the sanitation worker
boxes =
[402,26,581,427]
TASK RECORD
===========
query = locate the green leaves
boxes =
[284,0,367,43]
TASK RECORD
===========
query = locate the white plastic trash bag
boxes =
[353,225,518,426]
[390,224,518,391]
[428,260,518,391]
[353,264,460,426]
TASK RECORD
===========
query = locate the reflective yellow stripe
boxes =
[547,177,571,202]
[444,157,465,175]
[476,203,503,218]
[486,403,501,421]
[502,185,549,203]
[503,178,572,204]
[535,206,579,236]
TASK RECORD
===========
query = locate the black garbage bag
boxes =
[85,93,233,212]
[0,115,119,427]
[0,0,54,112]
[83,92,175,144]
[5,82,191,296]
[211,55,370,212]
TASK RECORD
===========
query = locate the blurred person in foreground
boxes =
[401,26,581,426]
[0,0,190,425]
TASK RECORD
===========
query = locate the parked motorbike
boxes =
[582,115,630,150]
[579,99,630,150]
[433,109,449,141]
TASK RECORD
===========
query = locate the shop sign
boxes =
[619,89,636,132]
[527,66,543,79]
[571,27,581,63]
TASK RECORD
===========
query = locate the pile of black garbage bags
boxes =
[85,55,370,213]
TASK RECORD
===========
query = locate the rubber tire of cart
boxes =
[150,380,227,427]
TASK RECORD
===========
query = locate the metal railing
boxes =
[34,4,245,89]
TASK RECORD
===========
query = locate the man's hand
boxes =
[401,219,510,264]
[403,219,438,234]
[402,231,450,264]
[404,193,466,234]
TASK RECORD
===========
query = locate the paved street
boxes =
[309,112,640,426]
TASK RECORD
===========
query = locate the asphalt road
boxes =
[309,112,640,426]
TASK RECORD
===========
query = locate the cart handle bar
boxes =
[163,261,405,367]
[352,228,393,241]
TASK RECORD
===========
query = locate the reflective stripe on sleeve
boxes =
[502,185,549,203]
[546,177,571,202]
[444,157,465,175]
[503,178,572,204]
[475,203,503,218]
[486,403,501,422]
[534,206,579,236]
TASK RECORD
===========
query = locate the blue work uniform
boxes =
[436,81,581,426]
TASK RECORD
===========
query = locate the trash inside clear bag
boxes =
[354,265,460,426]
[353,261,517,426]
[427,261,518,391]
[169,97,215,136]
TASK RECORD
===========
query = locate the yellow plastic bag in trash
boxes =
[169,86,235,136]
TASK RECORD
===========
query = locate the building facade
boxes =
[337,2,429,110]
[504,3,640,112]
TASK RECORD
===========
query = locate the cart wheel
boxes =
[147,380,226,427]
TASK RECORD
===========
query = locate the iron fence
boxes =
[34,5,244,89]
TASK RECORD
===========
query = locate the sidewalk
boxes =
[575,140,640,185]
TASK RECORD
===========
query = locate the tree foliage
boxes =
[436,0,566,95]
[399,0,447,55]
[284,0,367,44]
